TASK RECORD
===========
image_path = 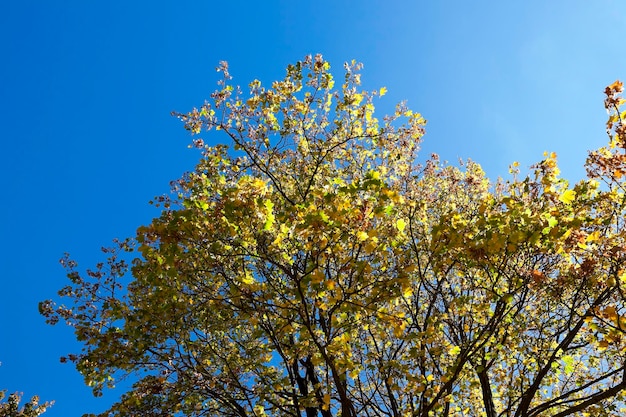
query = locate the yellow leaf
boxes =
[586,231,601,243]
[253,178,267,189]
[311,269,325,284]
[364,241,378,254]
[351,93,363,106]
[393,320,407,337]
[402,285,413,298]
[379,86,387,96]
[604,306,618,320]
[357,231,369,241]
[449,345,461,356]
[242,271,255,285]
[396,218,407,232]
[322,394,331,411]
[559,189,576,205]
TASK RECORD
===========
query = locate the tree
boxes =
[0,391,51,417]
[41,55,626,416]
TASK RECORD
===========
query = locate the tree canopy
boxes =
[0,390,51,417]
[41,55,626,417]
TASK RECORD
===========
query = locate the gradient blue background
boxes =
[2,1,626,415]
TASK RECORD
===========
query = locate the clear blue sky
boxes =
[1,1,625,416]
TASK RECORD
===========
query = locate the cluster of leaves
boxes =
[41,56,626,416]
[0,391,51,417]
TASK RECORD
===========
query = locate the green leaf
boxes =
[562,355,575,374]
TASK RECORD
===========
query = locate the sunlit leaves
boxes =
[559,188,576,204]
[395,218,406,232]
[41,61,626,417]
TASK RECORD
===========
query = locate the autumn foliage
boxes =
[41,56,626,416]
[0,390,51,417]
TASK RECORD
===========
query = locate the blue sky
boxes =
[1,1,625,416]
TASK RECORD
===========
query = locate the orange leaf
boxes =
[609,80,624,92]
